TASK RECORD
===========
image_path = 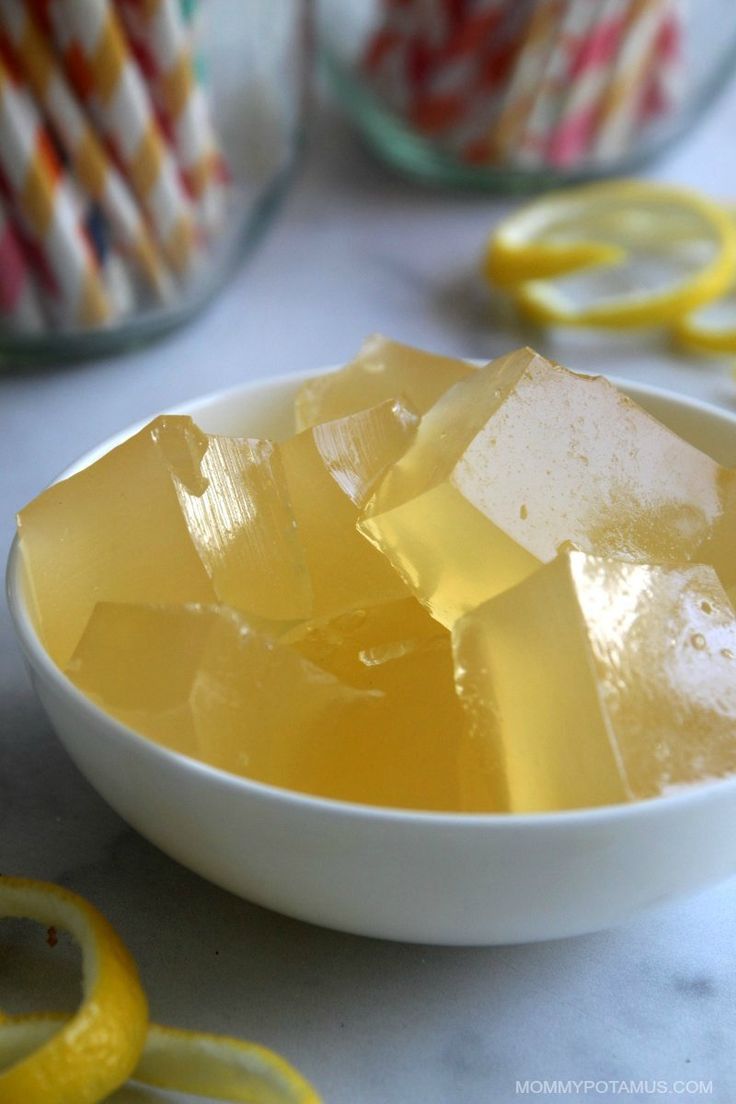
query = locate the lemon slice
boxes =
[485,189,625,288]
[485,181,736,329]
[0,876,148,1104]
[676,311,736,354]
[0,1015,320,1103]
[674,209,736,354]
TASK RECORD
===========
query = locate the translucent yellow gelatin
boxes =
[66,602,378,792]
[18,416,311,667]
[294,334,473,430]
[285,598,478,810]
[360,348,734,628]
[279,399,418,620]
[453,550,736,813]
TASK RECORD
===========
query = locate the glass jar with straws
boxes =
[0,0,309,361]
[320,0,736,190]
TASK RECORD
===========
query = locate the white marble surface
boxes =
[3,89,736,1103]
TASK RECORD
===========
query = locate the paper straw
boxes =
[638,0,685,124]
[66,175,136,320]
[408,0,510,136]
[513,0,600,168]
[491,0,567,161]
[363,0,532,159]
[114,0,226,232]
[0,0,172,301]
[450,0,537,163]
[363,0,428,116]
[0,194,45,331]
[0,53,112,328]
[540,0,629,168]
[591,0,672,163]
[43,0,199,277]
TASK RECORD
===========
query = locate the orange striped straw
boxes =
[491,0,567,160]
[115,0,227,233]
[0,52,111,328]
[591,0,672,162]
[43,0,199,278]
[0,0,172,301]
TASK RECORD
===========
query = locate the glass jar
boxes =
[0,0,310,363]
[320,0,736,191]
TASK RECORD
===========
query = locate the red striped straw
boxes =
[540,0,630,168]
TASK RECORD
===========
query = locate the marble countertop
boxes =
[2,91,736,1103]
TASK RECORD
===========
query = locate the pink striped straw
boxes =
[542,0,630,168]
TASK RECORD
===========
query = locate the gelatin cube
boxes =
[311,398,419,507]
[285,598,489,811]
[360,348,731,627]
[18,416,311,667]
[279,401,418,620]
[453,551,736,813]
[286,597,445,684]
[696,468,736,590]
[66,602,378,791]
[294,334,473,430]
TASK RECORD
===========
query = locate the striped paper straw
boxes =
[363,0,429,117]
[114,0,226,232]
[0,194,45,331]
[638,0,684,124]
[68,178,136,319]
[491,0,567,161]
[0,53,111,328]
[541,0,629,168]
[0,0,172,301]
[408,0,510,136]
[363,0,531,158]
[42,0,199,277]
[514,0,601,167]
[592,0,672,163]
[449,0,537,163]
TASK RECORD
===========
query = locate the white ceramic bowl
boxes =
[8,371,736,946]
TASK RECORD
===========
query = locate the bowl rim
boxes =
[8,366,736,829]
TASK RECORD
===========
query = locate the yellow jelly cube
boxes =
[294,334,473,430]
[360,348,734,628]
[285,598,483,811]
[66,602,378,793]
[18,416,311,667]
[286,597,444,683]
[279,399,418,620]
[453,550,736,813]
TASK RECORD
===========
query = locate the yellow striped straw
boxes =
[0,54,112,328]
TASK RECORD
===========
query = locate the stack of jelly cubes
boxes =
[17,338,736,812]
